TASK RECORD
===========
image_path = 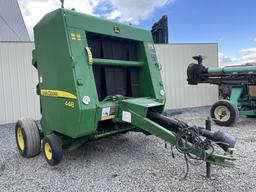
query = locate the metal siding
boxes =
[0,42,40,124]
[155,44,218,109]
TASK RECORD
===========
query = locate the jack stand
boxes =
[206,117,211,178]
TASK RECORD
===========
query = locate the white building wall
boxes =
[0,42,218,124]
[155,43,218,109]
[0,42,40,124]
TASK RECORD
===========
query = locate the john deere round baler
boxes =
[16,7,235,172]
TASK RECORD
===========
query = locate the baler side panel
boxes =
[34,10,81,138]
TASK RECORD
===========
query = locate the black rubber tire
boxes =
[15,118,41,157]
[43,134,63,166]
[210,100,239,126]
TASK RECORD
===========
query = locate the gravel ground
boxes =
[0,106,256,192]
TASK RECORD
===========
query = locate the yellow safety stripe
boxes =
[101,115,115,121]
[40,89,77,99]
[85,47,93,65]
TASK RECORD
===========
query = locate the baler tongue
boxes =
[119,98,236,167]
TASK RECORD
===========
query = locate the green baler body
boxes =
[33,8,165,140]
[32,8,235,167]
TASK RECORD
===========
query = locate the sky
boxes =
[17,0,256,66]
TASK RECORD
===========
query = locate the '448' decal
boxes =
[65,101,75,108]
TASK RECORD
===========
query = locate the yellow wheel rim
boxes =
[17,127,25,151]
[44,143,53,160]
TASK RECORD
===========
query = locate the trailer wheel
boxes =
[43,134,63,166]
[210,100,239,126]
[15,118,41,157]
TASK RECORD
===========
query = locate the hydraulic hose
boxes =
[147,111,236,151]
